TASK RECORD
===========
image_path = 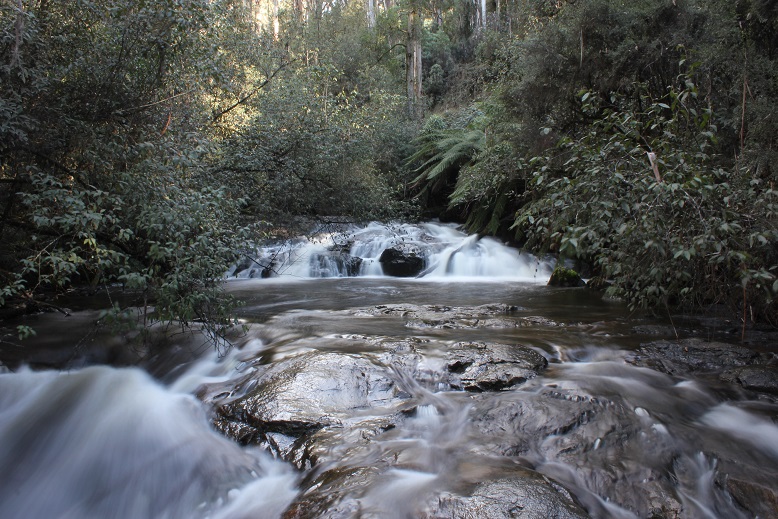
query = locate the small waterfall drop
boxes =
[230,222,552,281]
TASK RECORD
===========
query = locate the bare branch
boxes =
[212,59,293,123]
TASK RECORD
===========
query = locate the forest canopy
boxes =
[1,0,776,340]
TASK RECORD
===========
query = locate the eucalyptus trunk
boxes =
[406,7,423,116]
[367,0,376,28]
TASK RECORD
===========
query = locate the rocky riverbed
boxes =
[190,298,778,519]
[2,272,777,519]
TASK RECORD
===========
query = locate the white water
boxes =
[229,222,552,281]
[0,366,298,519]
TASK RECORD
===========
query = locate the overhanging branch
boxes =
[212,59,293,123]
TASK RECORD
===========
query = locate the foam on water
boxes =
[230,222,552,281]
[0,366,298,519]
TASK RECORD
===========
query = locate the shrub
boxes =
[513,74,777,323]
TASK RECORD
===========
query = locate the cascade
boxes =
[229,222,553,281]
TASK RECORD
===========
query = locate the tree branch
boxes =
[212,59,293,122]
[376,43,406,64]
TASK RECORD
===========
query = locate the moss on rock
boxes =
[548,266,585,287]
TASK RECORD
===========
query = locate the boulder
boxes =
[446,341,548,391]
[216,351,404,439]
[379,246,426,277]
[547,266,586,287]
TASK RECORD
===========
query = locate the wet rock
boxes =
[379,246,426,277]
[627,338,759,376]
[446,342,548,391]
[468,391,684,517]
[470,392,601,457]
[548,266,586,288]
[284,461,589,519]
[720,365,778,395]
[725,477,778,519]
[211,418,263,445]
[350,304,561,330]
[217,351,402,438]
[288,415,401,470]
[422,472,589,519]
[282,466,382,519]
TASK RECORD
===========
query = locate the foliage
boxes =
[0,0,422,349]
[212,69,416,224]
[513,77,777,321]
[406,109,486,208]
[3,0,778,335]
[0,1,284,346]
[401,0,778,323]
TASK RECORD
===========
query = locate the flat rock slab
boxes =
[627,338,759,376]
[350,304,561,330]
[720,365,778,395]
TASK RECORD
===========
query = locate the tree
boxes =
[0,0,281,345]
[406,1,424,114]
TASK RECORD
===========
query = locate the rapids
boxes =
[1,222,776,519]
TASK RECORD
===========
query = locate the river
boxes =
[1,222,776,518]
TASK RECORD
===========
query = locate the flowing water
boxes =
[1,222,776,519]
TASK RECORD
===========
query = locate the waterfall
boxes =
[230,222,552,281]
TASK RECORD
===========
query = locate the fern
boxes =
[406,111,487,196]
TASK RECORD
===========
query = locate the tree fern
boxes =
[407,128,485,195]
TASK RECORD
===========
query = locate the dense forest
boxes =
[1,0,776,341]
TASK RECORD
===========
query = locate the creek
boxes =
[1,222,776,519]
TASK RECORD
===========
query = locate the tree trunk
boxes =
[367,0,376,28]
[273,0,280,40]
[406,7,423,116]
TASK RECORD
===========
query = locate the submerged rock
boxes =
[350,303,562,330]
